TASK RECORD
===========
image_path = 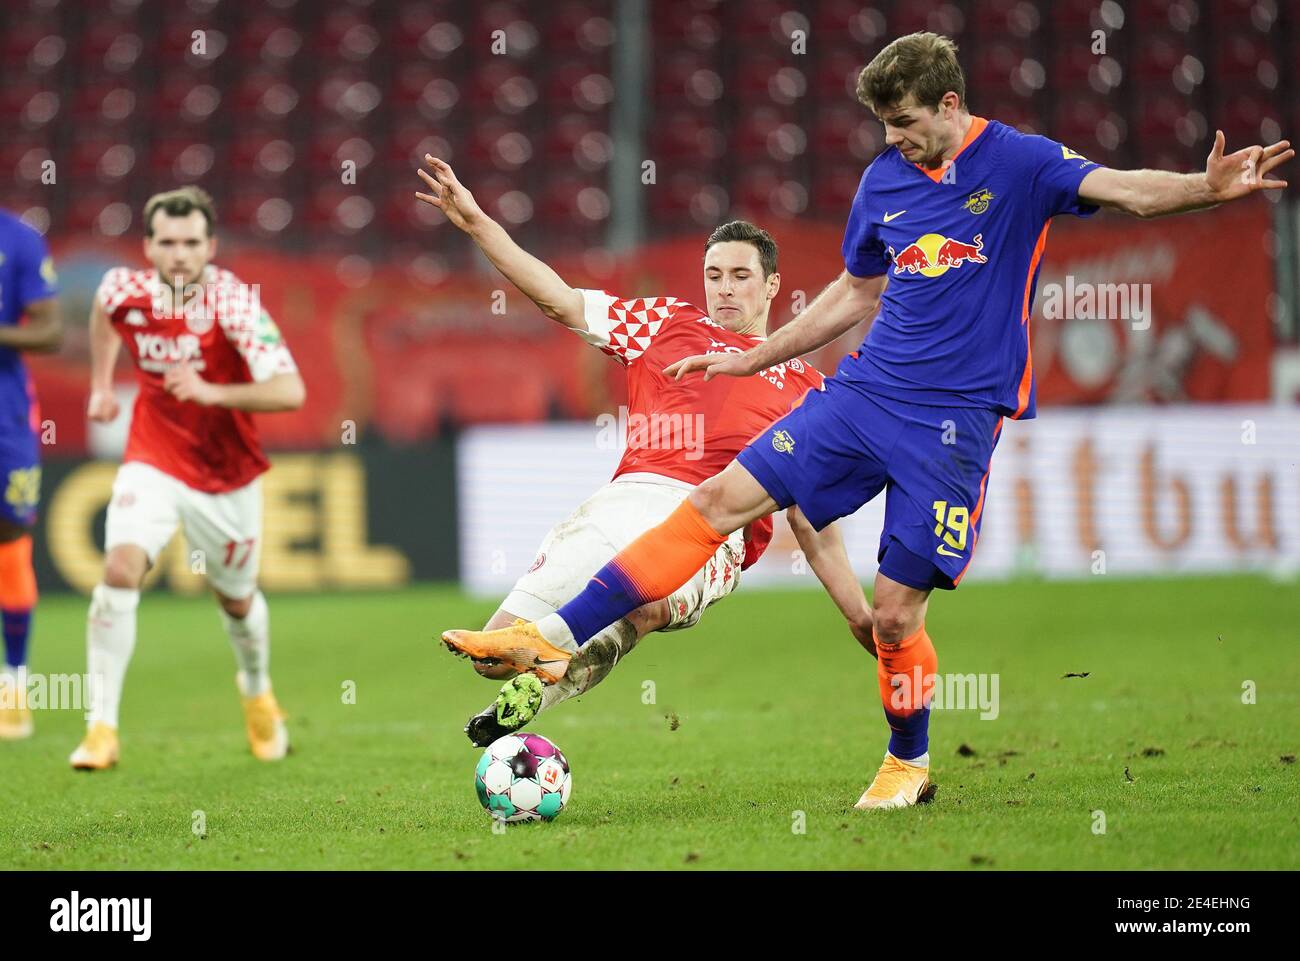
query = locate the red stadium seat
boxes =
[977,96,1043,134]
[228,13,300,63]
[545,2,615,54]
[446,351,549,425]
[1131,0,1201,30]
[647,111,722,163]
[63,193,127,232]
[810,164,864,219]
[648,171,709,227]
[813,49,864,104]
[1052,44,1101,88]
[891,2,967,39]
[970,41,1032,89]
[1136,141,1202,172]
[810,104,880,165]
[1053,99,1115,146]
[1133,33,1195,83]
[466,120,534,171]
[542,113,601,163]
[1133,91,1190,143]
[654,51,710,104]
[969,0,1039,37]
[732,107,799,162]
[1217,92,1282,143]
[729,0,787,41]
[1051,0,1104,29]
[1213,31,1277,85]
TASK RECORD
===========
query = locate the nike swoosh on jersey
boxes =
[936,543,963,557]
[883,210,907,222]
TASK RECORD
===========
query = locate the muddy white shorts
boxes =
[104,461,262,599]
[503,473,745,631]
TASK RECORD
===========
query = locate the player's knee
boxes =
[871,606,917,646]
[217,593,253,618]
[688,476,731,529]
[102,550,146,589]
[628,599,671,635]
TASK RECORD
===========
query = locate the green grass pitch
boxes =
[2,576,1296,870]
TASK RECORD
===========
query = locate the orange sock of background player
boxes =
[874,624,937,761]
[554,499,727,646]
[0,536,39,669]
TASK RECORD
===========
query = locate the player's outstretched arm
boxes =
[666,271,885,381]
[1078,131,1293,218]
[416,155,584,329]
[0,296,61,353]
[87,298,122,422]
[787,507,876,658]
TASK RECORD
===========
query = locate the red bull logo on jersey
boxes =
[889,233,988,277]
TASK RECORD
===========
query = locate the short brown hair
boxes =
[143,186,216,237]
[704,220,778,278]
[856,32,965,115]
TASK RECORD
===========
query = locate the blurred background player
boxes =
[0,208,62,740]
[70,187,306,770]
[416,156,873,744]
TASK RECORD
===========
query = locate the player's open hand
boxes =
[86,388,120,423]
[163,361,218,406]
[1205,130,1293,202]
[416,155,486,232]
[664,352,756,382]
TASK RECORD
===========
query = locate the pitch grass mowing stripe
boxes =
[0,576,1295,869]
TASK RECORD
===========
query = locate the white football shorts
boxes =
[502,473,745,631]
[104,460,263,599]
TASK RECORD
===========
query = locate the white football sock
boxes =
[894,751,930,768]
[541,619,639,711]
[535,612,579,652]
[221,591,270,696]
[86,584,140,728]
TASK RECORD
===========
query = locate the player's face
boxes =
[878,92,964,169]
[143,210,216,287]
[703,242,779,334]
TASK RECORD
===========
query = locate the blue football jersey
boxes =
[839,117,1102,419]
[0,209,59,432]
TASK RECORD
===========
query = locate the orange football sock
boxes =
[874,624,937,761]
[554,498,728,646]
[0,535,38,669]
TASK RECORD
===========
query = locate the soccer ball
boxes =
[474,732,572,823]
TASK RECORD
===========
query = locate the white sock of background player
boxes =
[85,584,140,728]
[220,591,271,696]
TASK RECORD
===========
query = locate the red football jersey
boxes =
[576,289,825,567]
[96,265,298,493]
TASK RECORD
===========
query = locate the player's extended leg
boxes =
[0,520,38,740]
[71,544,148,770]
[465,601,668,746]
[855,567,939,810]
[442,461,775,682]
